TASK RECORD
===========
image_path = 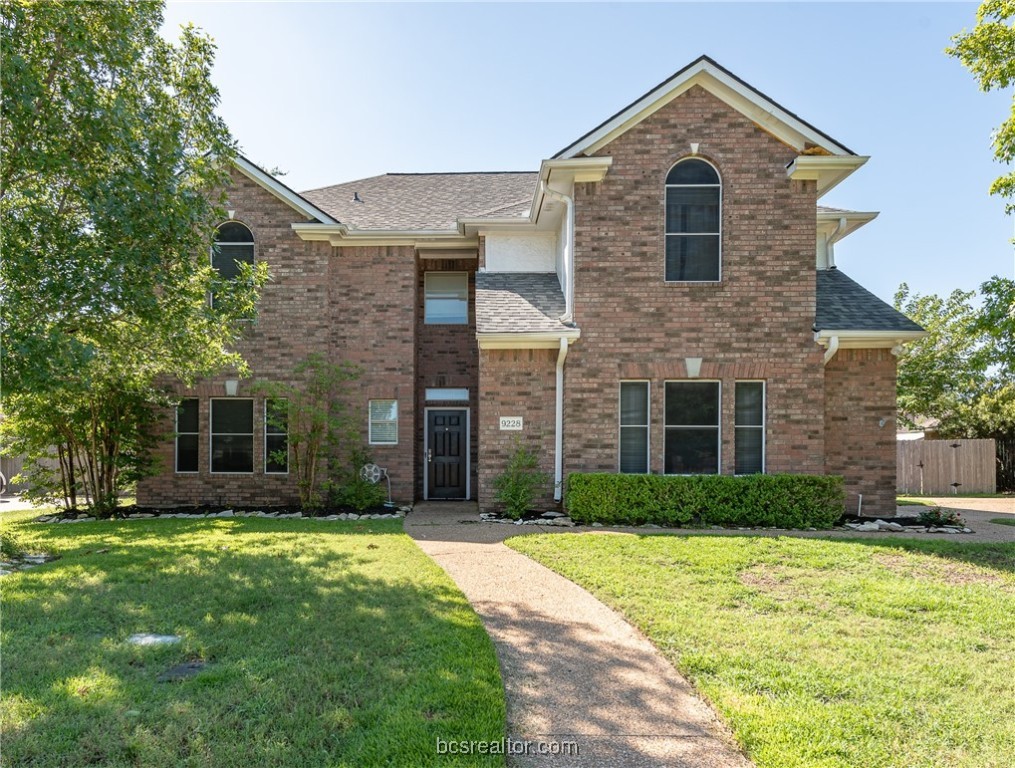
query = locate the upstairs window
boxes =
[211,222,254,308]
[665,159,721,282]
[424,272,468,324]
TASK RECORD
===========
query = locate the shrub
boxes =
[566,473,845,529]
[329,446,388,512]
[493,442,549,519]
[1,527,25,560]
[917,507,964,527]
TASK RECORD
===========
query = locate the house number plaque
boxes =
[499,417,523,431]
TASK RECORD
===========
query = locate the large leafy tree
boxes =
[0,1,267,512]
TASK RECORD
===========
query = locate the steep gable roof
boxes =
[301,172,537,231]
[555,55,855,160]
[232,155,338,224]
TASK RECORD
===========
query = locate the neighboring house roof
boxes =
[301,172,537,231]
[815,269,924,333]
[475,273,570,334]
[554,54,855,160]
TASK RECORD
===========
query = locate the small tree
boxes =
[493,440,549,519]
[254,354,360,510]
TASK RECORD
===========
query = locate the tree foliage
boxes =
[895,282,1015,439]
[0,1,267,512]
[254,354,361,510]
[948,0,1015,206]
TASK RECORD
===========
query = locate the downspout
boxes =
[554,336,568,501]
[826,217,847,269]
[823,334,840,366]
[541,181,575,323]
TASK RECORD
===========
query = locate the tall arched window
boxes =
[665,159,721,281]
[212,222,254,280]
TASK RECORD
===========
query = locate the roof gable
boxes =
[231,155,339,224]
[554,55,854,160]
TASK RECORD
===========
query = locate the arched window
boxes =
[665,159,720,281]
[212,221,254,280]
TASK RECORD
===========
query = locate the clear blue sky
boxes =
[162,1,1013,304]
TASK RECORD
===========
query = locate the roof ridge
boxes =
[385,171,537,176]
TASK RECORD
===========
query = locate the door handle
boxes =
[427,448,433,463]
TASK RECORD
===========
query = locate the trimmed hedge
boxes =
[565,473,845,529]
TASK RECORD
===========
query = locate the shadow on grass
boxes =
[3,519,504,768]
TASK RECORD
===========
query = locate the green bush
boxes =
[333,477,387,511]
[566,473,845,529]
[493,442,550,519]
[917,507,964,527]
[1,527,26,560]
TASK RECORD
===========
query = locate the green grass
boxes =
[1,512,504,767]
[990,518,1015,527]
[508,533,1015,768]
[896,496,936,506]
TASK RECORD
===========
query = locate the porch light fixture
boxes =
[224,379,239,397]
[685,357,703,378]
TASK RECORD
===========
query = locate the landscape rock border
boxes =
[31,505,412,525]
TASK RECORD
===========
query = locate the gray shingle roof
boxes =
[475,273,570,334]
[301,172,537,231]
[816,269,923,333]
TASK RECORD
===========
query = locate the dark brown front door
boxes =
[427,409,466,499]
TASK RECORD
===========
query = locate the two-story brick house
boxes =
[137,56,923,517]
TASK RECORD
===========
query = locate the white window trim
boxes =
[175,398,200,474]
[734,380,766,475]
[264,398,289,476]
[424,271,469,325]
[368,399,399,446]
[663,380,722,475]
[209,397,255,475]
[663,158,722,284]
[618,380,651,474]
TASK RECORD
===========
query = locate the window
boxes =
[176,399,199,473]
[369,400,398,445]
[665,159,721,282]
[265,399,289,474]
[735,382,765,475]
[210,399,254,473]
[424,272,468,324]
[664,382,720,474]
[211,222,254,308]
[619,381,650,473]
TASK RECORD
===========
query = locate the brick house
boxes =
[137,56,923,517]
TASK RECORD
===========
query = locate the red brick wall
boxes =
[824,348,898,517]
[477,348,558,511]
[415,258,479,498]
[563,85,826,481]
[138,171,417,507]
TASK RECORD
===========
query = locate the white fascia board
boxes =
[816,209,879,240]
[476,330,580,350]
[558,61,854,160]
[290,223,474,248]
[815,329,927,349]
[458,217,538,236]
[787,156,869,198]
[232,156,338,224]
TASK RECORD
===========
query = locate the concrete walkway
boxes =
[406,502,752,768]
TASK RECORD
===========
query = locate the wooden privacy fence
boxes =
[897,439,997,495]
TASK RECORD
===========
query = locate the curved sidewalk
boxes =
[406,502,752,767]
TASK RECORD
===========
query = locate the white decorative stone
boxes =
[592,522,604,528]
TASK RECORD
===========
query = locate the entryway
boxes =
[425,408,468,500]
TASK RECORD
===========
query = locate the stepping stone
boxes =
[126,633,181,647]
[157,660,206,682]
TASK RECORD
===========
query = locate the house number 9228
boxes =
[499,417,523,431]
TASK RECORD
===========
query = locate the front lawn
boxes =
[1,513,504,767]
[508,533,1015,768]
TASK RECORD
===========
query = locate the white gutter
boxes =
[554,336,568,502]
[823,334,839,366]
[540,181,575,323]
